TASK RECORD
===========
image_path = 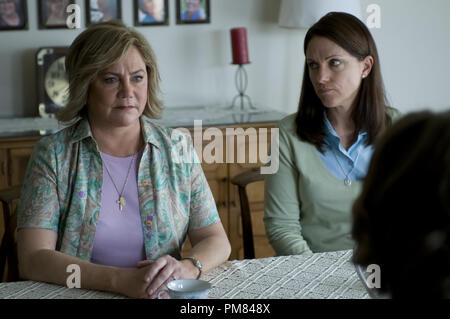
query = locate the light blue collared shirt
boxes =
[318,114,374,182]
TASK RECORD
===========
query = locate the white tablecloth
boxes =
[0,250,368,299]
[203,249,369,299]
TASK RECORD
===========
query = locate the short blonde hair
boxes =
[57,20,163,123]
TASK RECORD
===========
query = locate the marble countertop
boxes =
[0,106,287,138]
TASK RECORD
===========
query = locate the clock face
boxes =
[36,47,69,118]
[44,57,69,107]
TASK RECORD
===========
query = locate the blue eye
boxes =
[134,75,144,82]
[308,62,318,70]
[330,59,341,67]
[104,77,118,84]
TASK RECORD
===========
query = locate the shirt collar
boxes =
[323,113,340,148]
[70,116,162,150]
[323,111,368,147]
[70,118,92,144]
[140,116,162,149]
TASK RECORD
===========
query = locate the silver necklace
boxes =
[330,144,362,186]
[102,153,136,211]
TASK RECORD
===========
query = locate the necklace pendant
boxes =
[117,196,126,211]
[344,177,352,186]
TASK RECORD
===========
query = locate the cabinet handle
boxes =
[0,159,5,176]
[216,201,227,208]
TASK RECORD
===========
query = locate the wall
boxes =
[0,0,449,118]
[363,0,450,113]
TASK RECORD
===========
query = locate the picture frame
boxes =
[86,0,121,26]
[176,0,210,25]
[38,0,76,29]
[0,0,28,31]
[134,0,168,26]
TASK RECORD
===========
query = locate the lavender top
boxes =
[91,151,146,268]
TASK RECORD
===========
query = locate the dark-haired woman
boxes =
[264,12,401,256]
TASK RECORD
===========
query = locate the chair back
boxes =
[230,167,264,259]
[0,185,21,282]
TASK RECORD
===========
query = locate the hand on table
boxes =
[136,255,197,299]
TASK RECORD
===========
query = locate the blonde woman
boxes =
[17,21,231,299]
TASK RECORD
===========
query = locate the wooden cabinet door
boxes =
[8,148,33,186]
[0,149,7,190]
[0,138,37,243]
[0,149,6,239]
[0,137,38,188]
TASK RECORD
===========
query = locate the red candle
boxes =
[230,27,250,65]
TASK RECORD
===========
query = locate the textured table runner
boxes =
[0,250,368,299]
[203,250,369,299]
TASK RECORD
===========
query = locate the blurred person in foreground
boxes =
[352,110,450,299]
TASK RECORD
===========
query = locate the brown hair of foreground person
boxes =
[352,110,450,299]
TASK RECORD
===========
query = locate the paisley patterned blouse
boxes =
[17,116,220,261]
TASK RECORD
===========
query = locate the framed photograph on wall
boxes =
[0,0,28,31]
[86,0,121,26]
[176,0,210,24]
[38,0,75,29]
[134,0,168,26]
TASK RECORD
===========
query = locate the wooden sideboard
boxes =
[0,121,277,261]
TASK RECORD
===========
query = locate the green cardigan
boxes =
[264,109,401,256]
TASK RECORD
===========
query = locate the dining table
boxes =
[0,249,369,299]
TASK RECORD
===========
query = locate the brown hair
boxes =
[295,12,391,152]
[352,110,450,298]
[57,20,163,123]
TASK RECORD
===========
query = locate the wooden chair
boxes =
[0,185,21,282]
[230,167,264,259]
